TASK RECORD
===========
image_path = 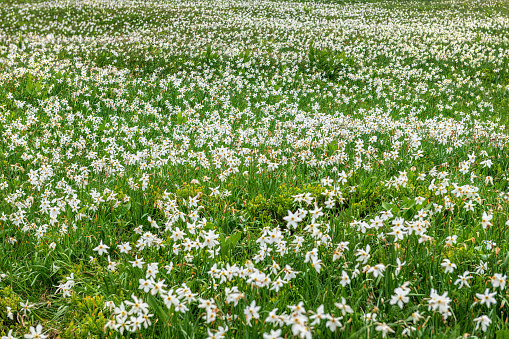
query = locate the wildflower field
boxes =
[1,0,509,337]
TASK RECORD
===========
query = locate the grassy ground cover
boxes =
[0,0,509,338]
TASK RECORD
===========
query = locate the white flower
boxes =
[104,300,115,311]
[481,212,493,229]
[24,324,47,339]
[262,329,282,339]
[93,240,109,255]
[464,200,475,212]
[375,323,395,338]
[428,289,451,318]
[454,271,472,289]
[19,300,35,315]
[491,273,507,290]
[2,329,17,339]
[244,300,261,326]
[402,326,416,336]
[129,256,145,269]
[311,257,323,273]
[476,289,497,308]
[334,297,353,315]
[389,286,410,309]
[309,305,328,326]
[445,235,458,246]
[162,289,180,309]
[475,261,488,275]
[325,315,343,332]
[415,196,425,205]
[283,210,302,229]
[117,242,132,253]
[410,311,423,324]
[368,264,386,278]
[480,159,493,168]
[340,270,351,287]
[114,314,128,334]
[395,258,405,276]
[270,277,286,292]
[473,315,492,332]
[125,294,149,315]
[6,306,13,320]
[107,256,117,272]
[265,308,282,325]
[363,313,377,322]
[355,244,371,264]
[150,279,167,296]
[104,319,116,331]
[441,259,457,274]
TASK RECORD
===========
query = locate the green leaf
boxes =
[501,250,509,271]
[381,201,398,214]
[174,112,188,125]
[229,231,242,247]
[221,231,242,257]
[26,74,34,95]
[117,202,131,217]
[206,44,212,59]
[309,41,315,64]
[403,208,414,219]
[203,222,215,231]
[147,294,169,324]
[326,140,338,154]
[496,330,509,339]
[35,81,42,95]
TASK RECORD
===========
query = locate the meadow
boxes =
[0,0,509,337]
